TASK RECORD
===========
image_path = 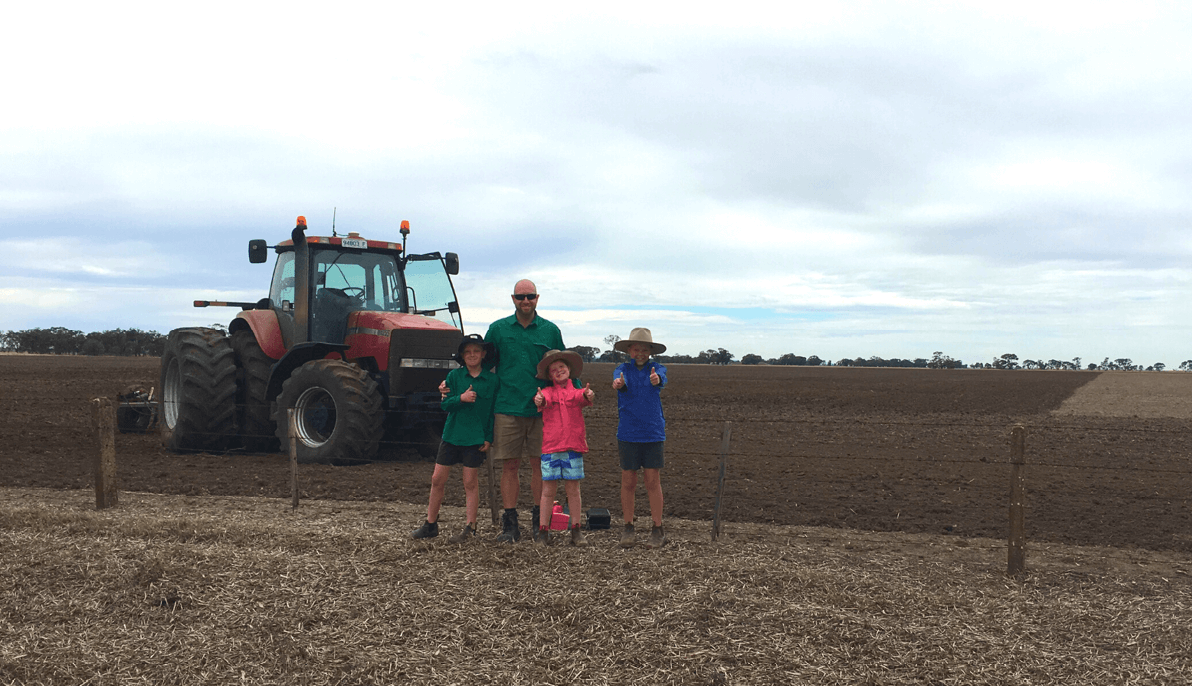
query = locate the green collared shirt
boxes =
[440,367,500,446]
[484,313,565,417]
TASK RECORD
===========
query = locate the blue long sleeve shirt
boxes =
[614,361,667,442]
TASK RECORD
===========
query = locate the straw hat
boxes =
[536,349,584,380]
[613,328,667,355]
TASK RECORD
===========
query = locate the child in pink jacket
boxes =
[532,349,594,546]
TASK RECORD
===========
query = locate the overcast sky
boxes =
[4,2,1191,366]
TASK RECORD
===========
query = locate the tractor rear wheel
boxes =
[274,359,384,464]
[231,329,279,452]
[159,327,237,452]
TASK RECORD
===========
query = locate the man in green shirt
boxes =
[484,279,566,542]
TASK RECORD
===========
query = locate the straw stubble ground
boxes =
[2,488,1190,685]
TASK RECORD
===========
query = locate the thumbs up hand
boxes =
[438,379,451,400]
[650,367,661,386]
[612,372,625,390]
[461,385,477,403]
[583,382,595,402]
[534,388,545,408]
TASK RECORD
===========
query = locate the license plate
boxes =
[341,237,367,249]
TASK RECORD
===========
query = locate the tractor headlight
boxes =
[398,358,458,369]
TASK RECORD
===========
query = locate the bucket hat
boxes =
[453,333,498,368]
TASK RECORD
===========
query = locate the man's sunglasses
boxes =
[513,294,539,301]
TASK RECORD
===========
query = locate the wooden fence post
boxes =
[1007,424,1026,577]
[92,397,118,509]
[711,421,732,541]
[288,408,300,510]
[486,452,499,527]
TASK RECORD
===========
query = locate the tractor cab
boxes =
[264,237,461,350]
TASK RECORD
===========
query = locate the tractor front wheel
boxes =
[159,327,237,452]
[412,422,444,459]
[274,359,384,464]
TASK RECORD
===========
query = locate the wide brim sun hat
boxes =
[613,327,667,355]
[536,349,584,380]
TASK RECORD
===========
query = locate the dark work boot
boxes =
[496,509,521,543]
[531,505,541,531]
[411,519,439,540]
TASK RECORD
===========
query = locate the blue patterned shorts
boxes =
[541,451,585,481]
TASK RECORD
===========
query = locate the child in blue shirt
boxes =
[611,328,668,548]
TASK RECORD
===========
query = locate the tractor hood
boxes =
[345,310,463,374]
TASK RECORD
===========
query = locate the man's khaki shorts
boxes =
[489,414,543,462]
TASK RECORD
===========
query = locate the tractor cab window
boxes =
[270,252,296,310]
[404,253,462,329]
[310,248,406,342]
[313,249,405,313]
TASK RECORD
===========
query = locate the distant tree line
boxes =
[9,326,1184,373]
[967,354,1175,371]
[737,350,1186,371]
[835,356,928,368]
[566,336,736,366]
[1,327,166,356]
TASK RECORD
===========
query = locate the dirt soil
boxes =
[3,355,1191,552]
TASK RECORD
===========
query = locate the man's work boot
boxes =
[496,509,521,543]
[533,526,551,546]
[531,505,541,531]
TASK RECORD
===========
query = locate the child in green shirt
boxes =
[412,334,500,542]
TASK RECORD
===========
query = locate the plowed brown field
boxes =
[3,354,1191,551]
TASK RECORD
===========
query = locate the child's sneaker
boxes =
[619,523,636,548]
[570,524,588,547]
[645,525,666,549]
[533,526,551,546]
[411,520,439,539]
[448,523,475,544]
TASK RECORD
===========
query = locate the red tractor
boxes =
[159,216,463,463]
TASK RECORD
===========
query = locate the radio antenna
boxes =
[331,207,337,237]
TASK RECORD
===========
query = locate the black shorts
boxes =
[618,440,664,471]
[436,441,487,469]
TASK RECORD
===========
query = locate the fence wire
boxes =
[120,402,1192,561]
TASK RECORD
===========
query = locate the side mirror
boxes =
[248,239,268,264]
[448,301,460,314]
[444,252,459,275]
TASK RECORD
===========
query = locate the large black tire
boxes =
[231,329,279,453]
[412,421,444,459]
[159,328,237,453]
[274,359,384,464]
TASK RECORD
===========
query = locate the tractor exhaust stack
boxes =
[291,216,310,345]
